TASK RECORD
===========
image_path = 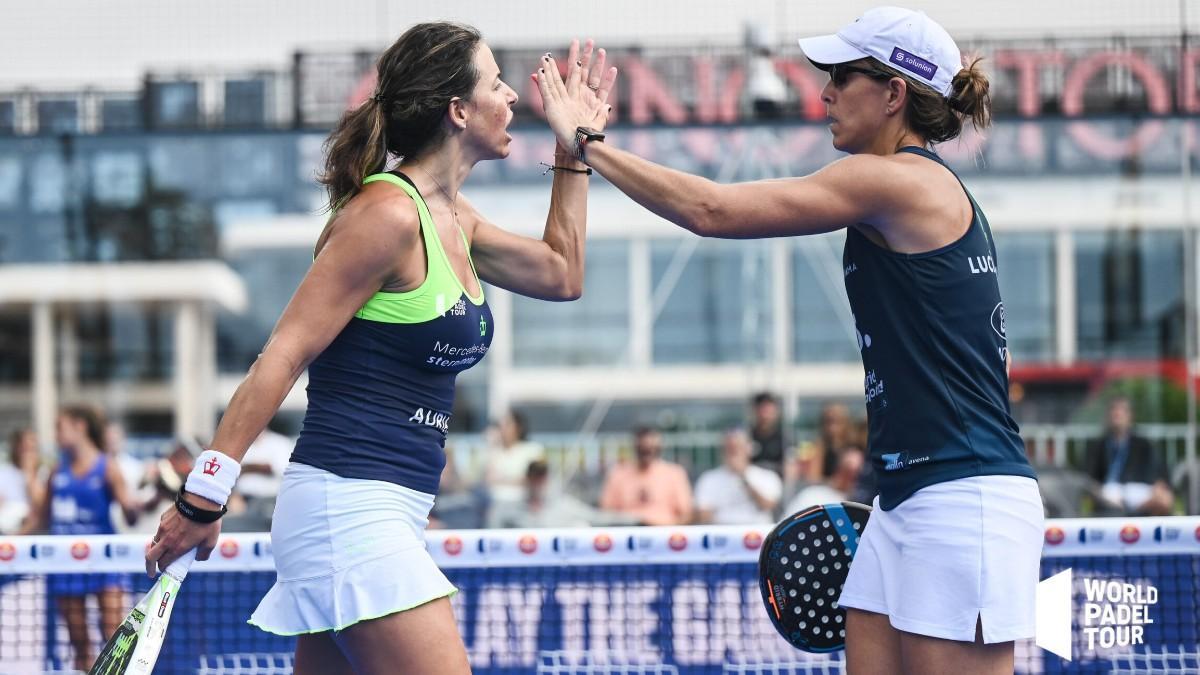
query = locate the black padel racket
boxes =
[758,501,872,652]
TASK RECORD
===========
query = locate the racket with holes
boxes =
[758,501,872,652]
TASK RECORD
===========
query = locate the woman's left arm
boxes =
[466,160,590,301]
[105,457,140,525]
[535,52,906,240]
[471,40,617,301]
[582,142,893,239]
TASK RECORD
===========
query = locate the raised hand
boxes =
[533,38,618,157]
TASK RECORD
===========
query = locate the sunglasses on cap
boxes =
[827,63,894,88]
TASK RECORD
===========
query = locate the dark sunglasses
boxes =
[827,63,894,88]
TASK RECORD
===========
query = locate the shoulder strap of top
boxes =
[362,172,437,242]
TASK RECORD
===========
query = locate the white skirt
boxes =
[838,475,1044,643]
[248,463,456,635]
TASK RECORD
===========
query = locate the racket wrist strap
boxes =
[183,449,240,506]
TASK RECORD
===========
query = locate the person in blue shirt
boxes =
[24,405,139,672]
[537,8,1042,675]
[147,23,617,675]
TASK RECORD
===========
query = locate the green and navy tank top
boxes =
[291,172,492,494]
[843,146,1035,510]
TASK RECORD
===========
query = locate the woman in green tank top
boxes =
[145,23,617,675]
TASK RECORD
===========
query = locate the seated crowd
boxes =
[0,394,1186,538]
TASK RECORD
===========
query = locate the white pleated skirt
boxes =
[248,462,456,636]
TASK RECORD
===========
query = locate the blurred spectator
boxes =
[105,421,145,495]
[492,460,636,528]
[225,422,294,531]
[483,410,544,515]
[784,448,865,515]
[105,420,151,533]
[749,391,789,475]
[130,440,195,533]
[600,426,693,525]
[790,402,856,483]
[236,423,294,499]
[0,428,42,534]
[746,46,787,119]
[1084,397,1174,516]
[847,417,877,504]
[695,428,782,524]
[431,449,487,529]
[23,406,138,671]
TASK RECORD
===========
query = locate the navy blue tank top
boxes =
[843,146,1035,510]
[291,172,492,495]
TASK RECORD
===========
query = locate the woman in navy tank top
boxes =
[145,23,618,675]
[538,7,1042,675]
[22,405,139,672]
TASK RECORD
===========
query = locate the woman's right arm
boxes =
[145,190,419,573]
[209,194,418,463]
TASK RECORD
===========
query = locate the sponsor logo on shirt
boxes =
[408,407,450,434]
[881,452,930,471]
[990,302,1006,338]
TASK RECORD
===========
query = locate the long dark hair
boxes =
[318,22,483,211]
[60,405,106,453]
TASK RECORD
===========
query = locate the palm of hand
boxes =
[534,39,620,152]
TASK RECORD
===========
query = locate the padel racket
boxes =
[758,502,871,652]
[89,549,196,675]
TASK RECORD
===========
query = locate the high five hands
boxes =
[533,39,619,156]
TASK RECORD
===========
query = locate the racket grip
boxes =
[163,549,197,582]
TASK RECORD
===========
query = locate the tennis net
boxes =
[0,517,1196,674]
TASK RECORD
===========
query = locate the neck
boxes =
[69,444,99,465]
[401,144,474,206]
[865,124,926,156]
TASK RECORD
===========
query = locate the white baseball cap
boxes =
[798,6,963,97]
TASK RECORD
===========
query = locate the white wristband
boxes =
[183,449,241,506]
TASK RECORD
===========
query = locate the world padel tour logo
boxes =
[593,534,613,553]
[518,535,538,554]
[1119,525,1140,544]
[1037,569,1158,660]
[1044,526,1065,545]
[668,533,688,551]
[219,539,239,559]
[0,542,14,561]
[443,536,463,556]
[743,532,763,550]
[71,542,90,560]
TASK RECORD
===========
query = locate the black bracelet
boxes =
[540,162,592,176]
[175,491,227,523]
